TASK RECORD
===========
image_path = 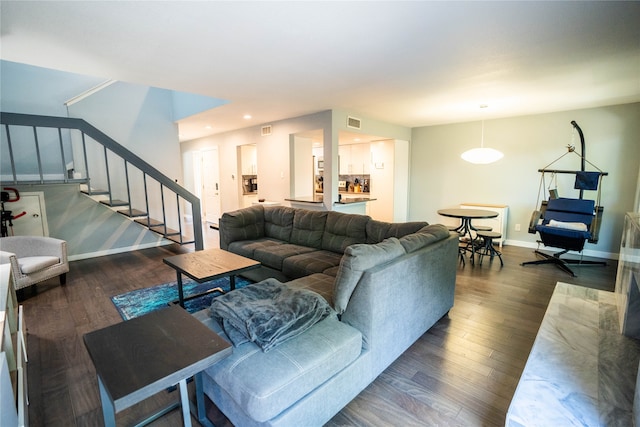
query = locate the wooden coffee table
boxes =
[83,304,232,427]
[163,248,260,308]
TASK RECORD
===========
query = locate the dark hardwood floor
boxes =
[21,228,618,426]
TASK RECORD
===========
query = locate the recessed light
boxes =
[243,114,252,120]
[205,125,212,129]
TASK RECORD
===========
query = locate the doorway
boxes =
[193,148,222,227]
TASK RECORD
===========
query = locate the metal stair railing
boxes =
[0,112,203,250]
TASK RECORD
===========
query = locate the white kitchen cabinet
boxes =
[243,194,258,208]
[338,146,351,175]
[240,144,257,175]
[351,143,371,175]
[339,144,370,175]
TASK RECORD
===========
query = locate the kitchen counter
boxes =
[335,197,376,205]
[285,195,324,204]
[339,190,370,195]
[252,200,281,206]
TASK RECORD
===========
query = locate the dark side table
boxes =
[83,304,231,426]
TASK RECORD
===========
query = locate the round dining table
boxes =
[437,208,499,263]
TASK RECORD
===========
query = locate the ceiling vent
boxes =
[261,125,272,136]
[347,116,361,130]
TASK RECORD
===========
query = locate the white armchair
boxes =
[0,236,69,290]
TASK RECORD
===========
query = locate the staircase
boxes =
[0,112,203,250]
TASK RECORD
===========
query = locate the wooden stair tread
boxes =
[100,199,129,207]
[134,217,164,227]
[164,234,195,245]
[81,189,110,196]
[117,208,148,218]
[149,225,180,236]
[145,223,194,245]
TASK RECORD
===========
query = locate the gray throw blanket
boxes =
[209,278,333,352]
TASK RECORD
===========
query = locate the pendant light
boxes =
[461,106,504,164]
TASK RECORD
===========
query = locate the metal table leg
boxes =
[176,272,185,308]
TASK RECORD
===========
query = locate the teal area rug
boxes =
[111,276,253,320]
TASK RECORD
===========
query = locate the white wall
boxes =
[410,102,640,258]
[180,111,333,213]
[393,139,410,221]
[369,140,395,221]
[67,81,181,180]
[67,81,184,229]
[291,136,314,198]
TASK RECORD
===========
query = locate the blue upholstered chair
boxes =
[522,197,605,276]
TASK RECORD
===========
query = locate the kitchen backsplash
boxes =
[315,173,371,193]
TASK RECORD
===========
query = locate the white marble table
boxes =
[506,282,640,427]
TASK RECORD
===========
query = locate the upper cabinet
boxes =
[353,143,371,175]
[339,143,370,175]
[339,145,351,174]
[240,144,257,175]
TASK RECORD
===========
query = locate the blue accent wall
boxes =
[0,60,104,115]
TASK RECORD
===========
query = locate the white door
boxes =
[3,192,49,236]
[202,148,222,226]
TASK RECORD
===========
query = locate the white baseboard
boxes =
[504,239,619,261]
[68,240,173,261]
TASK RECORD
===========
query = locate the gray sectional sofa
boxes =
[193,204,458,426]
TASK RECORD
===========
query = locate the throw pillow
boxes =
[547,219,588,231]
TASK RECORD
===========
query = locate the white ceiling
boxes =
[1,1,639,142]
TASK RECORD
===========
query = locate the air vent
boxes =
[347,116,361,129]
[261,125,272,136]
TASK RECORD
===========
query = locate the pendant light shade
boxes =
[461,147,504,164]
[461,116,503,164]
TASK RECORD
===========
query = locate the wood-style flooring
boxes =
[20,227,618,426]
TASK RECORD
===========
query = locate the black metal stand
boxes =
[522,249,607,277]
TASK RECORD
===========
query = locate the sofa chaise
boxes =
[193,205,458,426]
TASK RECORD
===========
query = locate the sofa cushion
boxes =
[289,210,328,249]
[398,224,451,253]
[333,237,406,314]
[323,265,340,277]
[228,238,284,259]
[18,256,60,274]
[264,206,296,241]
[202,314,362,422]
[254,244,317,270]
[365,219,428,243]
[285,273,336,303]
[321,211,370,254]
[219,205,265,249]
[282,250,343,279]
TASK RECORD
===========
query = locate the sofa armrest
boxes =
[219,205,266,250]
[0,250,23,282]
[0,250,15,265]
